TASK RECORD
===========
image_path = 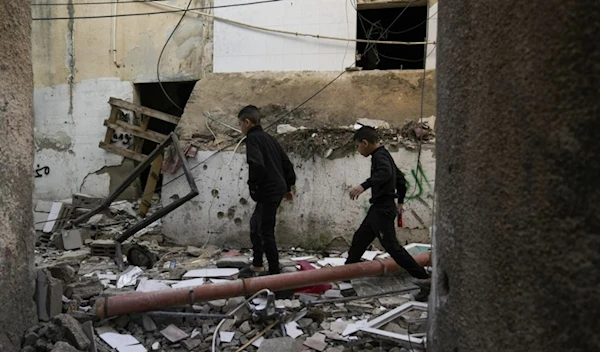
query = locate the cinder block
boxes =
[47,274,64,318]
[62,229,83,250]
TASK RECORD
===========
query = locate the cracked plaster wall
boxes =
[31,0,213,200]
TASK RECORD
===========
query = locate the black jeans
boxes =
[250,199,282,274]
[346,203,429,279]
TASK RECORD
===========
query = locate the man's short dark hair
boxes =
[353,126,379,144]
[238,105,261,124]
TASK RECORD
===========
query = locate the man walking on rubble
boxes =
[347,126,431,301]
[237,105,296,277]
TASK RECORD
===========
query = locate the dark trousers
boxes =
[346,204,429,279]
[250,199,282,274]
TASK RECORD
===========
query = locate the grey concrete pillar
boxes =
[430,1,600,351]
[0,1,38,351]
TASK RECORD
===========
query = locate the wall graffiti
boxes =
[111,109,134,149]
[34,164,50,178]
[405,163,431,201]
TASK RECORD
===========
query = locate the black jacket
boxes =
[245,125,296,202]
[360,146,407,205]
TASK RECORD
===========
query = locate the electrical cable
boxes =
[155,0,193,112]
[362,0,417,56]
[32,0,283,20]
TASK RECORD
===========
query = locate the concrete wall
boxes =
[213,0,356,72]
[0,1,38,350]
[162,147,435,247]
[177,70,436,139]
[430,0,600,351]
[31,0,214,200]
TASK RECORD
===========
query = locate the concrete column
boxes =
[430,1,600,351]
[0,1,38,351]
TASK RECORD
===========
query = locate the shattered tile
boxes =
[219,331,235,343]
[284,322,303,339]
[160,324,189,343]
[183,268,239,279]
[303,332,327,351]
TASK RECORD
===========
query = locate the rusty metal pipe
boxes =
[95,253,430,318]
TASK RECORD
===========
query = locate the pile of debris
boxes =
[32,214,431,352]
[188,117,436,160]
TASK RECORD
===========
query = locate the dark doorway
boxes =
[135,81,196,195]
[356,6,428,70]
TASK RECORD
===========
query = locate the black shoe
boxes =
[413,278,432,290]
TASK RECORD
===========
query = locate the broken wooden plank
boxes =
[103,106,119,145]
[109,98,180,125]
[99,142,145,162]
[103,120,168,144]
[139,154,163,217]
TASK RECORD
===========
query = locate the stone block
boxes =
[47,275,64,318]
[65,278,103,299]
[216,256,250,268]
[52,314,90,351]
[81,321,97,352]
[61,230,83,250]
[47,264,76,284]
[142,315,157,332]
[35,200,55,213]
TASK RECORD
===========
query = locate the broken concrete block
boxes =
[86,214,104,226]
[23,331,39,346]
[181,338,202,350]
[160,324,189,343]
[239,321,251,334]
[82,321,97,352]
[223,296,246,312]
[52,314,91,351]
[51,341,81,352]
[208,299,227,312]
[35,269,50,321]
[216,256,250,268]
[34,211,49,231]
[186,246,204,257]
[47,264,77,284]
[65,278,103,299]
[256,337,299,352]
[303,332,327,351]
[141,315,157,332]
[61,229,83,250]
[298,318,313,328]
[47,275,64,318]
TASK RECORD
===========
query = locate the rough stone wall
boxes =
[430,0,600,351]
[0,1,38,351]
[177,70,436,139]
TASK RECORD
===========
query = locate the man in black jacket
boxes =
[238,105,296,276]
[348,126,430,285]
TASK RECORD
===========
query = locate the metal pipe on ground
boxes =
[95,253,430,318]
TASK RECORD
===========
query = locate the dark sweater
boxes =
[245,125,296,202]
[360,146,407,205]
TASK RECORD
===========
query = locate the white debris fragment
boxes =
[284,322,303,339]
[361,251,382,261]
[183,268,239,279]
[277,124,298,134]
[136,279,173,293]
[356,118,390,129]
[170,278,205,289]
[219,331,235,343]
[252,336,264,347]
[116,266,143,289]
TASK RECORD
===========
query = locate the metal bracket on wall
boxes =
[72,132,198,246]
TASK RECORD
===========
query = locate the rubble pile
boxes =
[31,195,431,352]
[188,117,436,160]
